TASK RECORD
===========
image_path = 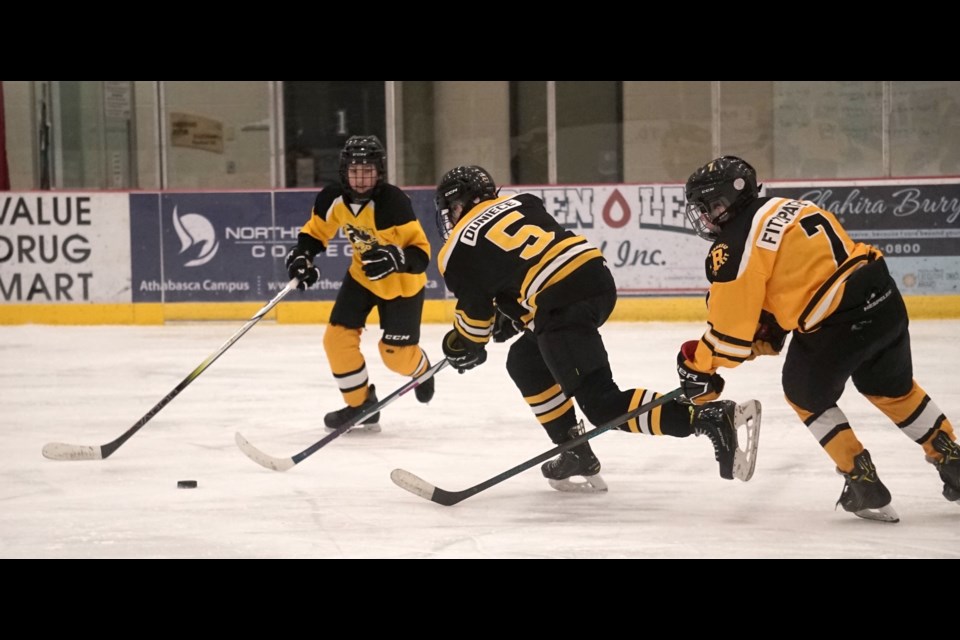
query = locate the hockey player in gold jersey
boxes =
[286,135,434,433]
[678,155,960,522]
[434,165,762,493]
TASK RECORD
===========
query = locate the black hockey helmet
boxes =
[339,135,386,202]
[684,155,760,241]
[434,165,498,240]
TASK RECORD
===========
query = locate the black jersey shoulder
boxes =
[371,183,417,229]
[311,184,346,221]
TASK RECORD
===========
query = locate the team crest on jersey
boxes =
[344,224,378,254]
[710,243,729,276]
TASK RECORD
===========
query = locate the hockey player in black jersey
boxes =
[434,165,762,492]
[286,135,435,434]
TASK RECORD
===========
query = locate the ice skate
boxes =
[324,385,381,434]
[835,449,899,523]
[692,399,762,481]
[414,364,435,404]
[541,422,607,493]
[927,430,960,504]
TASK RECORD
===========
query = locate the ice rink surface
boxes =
[2,320,958,558]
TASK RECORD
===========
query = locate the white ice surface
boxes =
[2,320,958,558]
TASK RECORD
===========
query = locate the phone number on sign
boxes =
[883,243,922,255]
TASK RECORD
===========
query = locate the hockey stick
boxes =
[235,358,450,471]
[391,388,684,506]
[393,392,762,506]
[41,278,302,461]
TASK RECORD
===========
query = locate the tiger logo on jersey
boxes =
[344,224,378,254]
[710,243,729,277]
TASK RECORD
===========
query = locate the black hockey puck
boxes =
[177,480,198,489]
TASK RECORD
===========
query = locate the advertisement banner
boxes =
[767,181,960,293]
[0,192,131,303]
[9,179,958,307]
[502,184,707,295]
[130,189,447,303]
[131,192,279,302]
[130,193,161,302]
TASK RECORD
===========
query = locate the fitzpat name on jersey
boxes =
[757,200,805,251]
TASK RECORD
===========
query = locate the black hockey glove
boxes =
[677,339,725,405]
[748,310,789,359]
[286,246,320,290]
[492,309,522,343]
[361,244,408,281]
[442,329,487,374]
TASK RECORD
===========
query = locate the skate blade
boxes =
[325,422,381,435]
[547,474,608,494]
[853,504,900,523]
[732,400,762,482]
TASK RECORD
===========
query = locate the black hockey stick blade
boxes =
[235,358,450,471]
[391,387,683,506]
[42,278,301,461]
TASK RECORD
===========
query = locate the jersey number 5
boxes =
[485,212,555,260]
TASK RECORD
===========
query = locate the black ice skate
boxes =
[691,399,762,481]
[928,430,960,504]
[414,362,435,404]
[541,422,607,493]
[324,385,381,434]
[835,449,899,523]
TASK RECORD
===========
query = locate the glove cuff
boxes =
[296,232,326,257]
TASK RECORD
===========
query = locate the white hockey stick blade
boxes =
[547,474,609,493]
[42,442,103,461]
[390,469,437,501]
[851,503,900,523]
[732,400,762,482]
[234,432,295,472]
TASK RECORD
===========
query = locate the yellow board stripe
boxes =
[2,294,957,325]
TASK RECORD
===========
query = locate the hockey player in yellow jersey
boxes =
[434,165,762,493]
[286,135,434,433]
[678,155,960,522]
